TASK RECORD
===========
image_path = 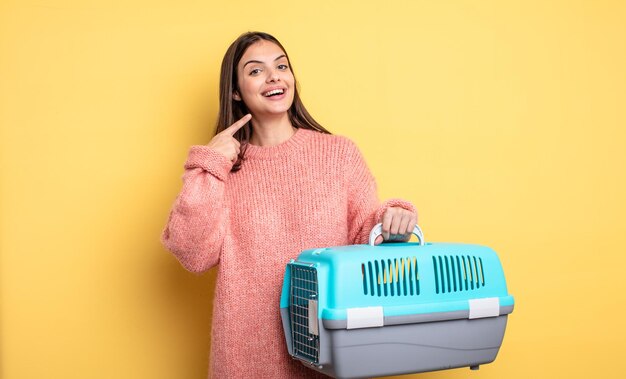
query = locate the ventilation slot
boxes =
[433,255,486,294]
[362,257,419,296]
[478,257,485,286]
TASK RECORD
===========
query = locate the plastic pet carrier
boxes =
[280,224,514,379]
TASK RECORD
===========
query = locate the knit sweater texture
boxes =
[161,128,416,378]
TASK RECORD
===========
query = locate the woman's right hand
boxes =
[206,114,252,162]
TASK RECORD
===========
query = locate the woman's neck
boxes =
[249,113,296,147]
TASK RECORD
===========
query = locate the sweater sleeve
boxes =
[344,140,417,245]
[160,146,233,273]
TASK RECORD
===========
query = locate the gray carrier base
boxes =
[281,308,510,379]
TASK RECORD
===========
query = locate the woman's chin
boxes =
[252,106,292,117]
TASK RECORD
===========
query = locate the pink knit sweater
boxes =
[161,128,416,378]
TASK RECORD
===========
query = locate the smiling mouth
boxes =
[263,89,285,97]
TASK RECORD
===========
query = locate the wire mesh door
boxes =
[289,264,320,364]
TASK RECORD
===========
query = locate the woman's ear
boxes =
[232,91,242,101]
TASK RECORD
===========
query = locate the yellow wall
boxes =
[1,1,625,378]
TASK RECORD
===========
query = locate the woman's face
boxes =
[234,40,295,117]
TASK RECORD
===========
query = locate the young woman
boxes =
[161,31,417,378]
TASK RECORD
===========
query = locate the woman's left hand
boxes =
[374,207,417,245]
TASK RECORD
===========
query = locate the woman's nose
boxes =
[266,69,280,82]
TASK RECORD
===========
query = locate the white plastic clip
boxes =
[469,297,500,319]
[346,306,384,329]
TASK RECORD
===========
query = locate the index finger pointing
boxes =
[224,114,252,135]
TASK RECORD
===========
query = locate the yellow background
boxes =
[1,0,625,378]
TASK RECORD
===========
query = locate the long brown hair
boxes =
[215,31,331,171]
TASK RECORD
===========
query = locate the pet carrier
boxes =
[280,224,514,379]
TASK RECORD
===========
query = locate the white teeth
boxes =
[263,89,284,97]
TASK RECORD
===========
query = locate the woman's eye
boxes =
[278,64,289,70]
[250,68,261,75]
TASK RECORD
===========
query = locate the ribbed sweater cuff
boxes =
[184,146,233,181]
[375,198,417,223]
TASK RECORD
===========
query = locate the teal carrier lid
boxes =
[281,225,513,325]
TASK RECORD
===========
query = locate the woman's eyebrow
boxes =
[243,54,287,68]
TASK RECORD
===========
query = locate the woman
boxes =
[161,31,417,378]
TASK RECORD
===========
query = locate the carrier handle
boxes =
[368,223,425,246]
